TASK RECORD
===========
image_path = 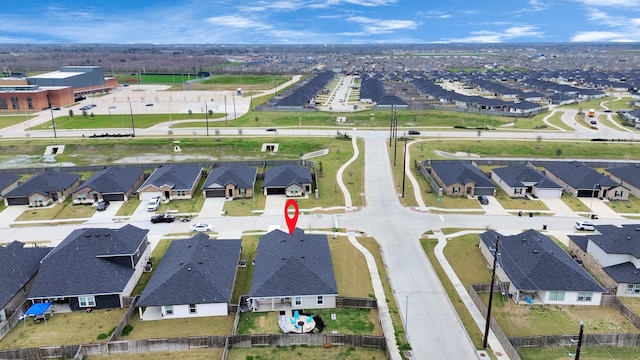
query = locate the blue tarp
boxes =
[25,302,51,316]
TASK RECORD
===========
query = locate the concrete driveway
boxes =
[199,197,227,218]
[578,197,624,219]
[0,205,28,227]
[264,195,287,216]
[540,197,578,217]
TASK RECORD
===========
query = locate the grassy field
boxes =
[329,236,375,298]
[0,114,38,129]
[0,308,127,349]
[115,198,141,216]
[440,233,639,338]
[123,314,235,339]
[545,111,574,131]
[410,138,640,161]
[30,113,225,130]
[228,346,387,360]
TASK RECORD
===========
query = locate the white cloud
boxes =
[572,0,640,6]
[448,26,543,43]
[571,31,633,41]
[205,15,273,31]
[346,16,419,34]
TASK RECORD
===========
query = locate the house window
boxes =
[33,197,44,206]
[514,188,523,195]
[626,284,640,294]
[10,96,19,110]
[614,190,623,197]
[239,188,246,195]
[27,97,33,109]
[79,296,96,307]
[0,98,7,109]
[317,296,324,305]
[294,297,301,306]
[577,292,593,301]
[165,305,174,315]
[77,194,87,201]
[189,304,197,314]
[548,291,565,301]
[176,190,186,197]
[452,187,460,194]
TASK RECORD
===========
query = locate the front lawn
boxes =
[15,201,95,221]
[493,187,550,211]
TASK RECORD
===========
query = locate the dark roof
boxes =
[138,164,202,191]
[29,225,149,298]
[203,164,257,190]
[263,165,312,188]
[0,242,51,309]
[74,166,144,194]
[543,161,619,189]
[137,234,241,307]
[603,262,640,284]
[0,174,20,194]
[479,229,605,292]
[249,228,337,298]
[4,169,80,198]
[607,165,640,190]
[430,161,494,188]
[492,165,561,189]
[569,224,640,258]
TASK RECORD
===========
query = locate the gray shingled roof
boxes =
[4,169,80,198]
[138,164,202,191]
[74,166,144,194]
[203,164,256,190]
[492,165,561,189]
[249,228,337,298]
[430,161,495,188]
[480,229,605,292]
[603,262,640,284]
[570,224,640,258]
[543,161,618,189]
[0,242,51,309]
[263,165,312,188]
[0,174,19,195]
[29,225,149,298]
[137,234,241,307]
[607,165,640,190]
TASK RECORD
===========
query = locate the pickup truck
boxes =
[150,214,175,223]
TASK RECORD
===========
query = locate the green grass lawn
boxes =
[602,97,634,111]
[0,308,127,349]
[115,198,141,216]
[231,236,259,303]
[518,346,640,360]
[0,114,38,129]
[493,187,550,211]
[545,111,574,131]
[561,194,590,212]
[558,97,614,110]
[223,182,266,216]
[329,236,375,298]
[605,194,640,214]
[228,346,387,360]
[131,239,172,295]
[30,113,225,130]
[15,200,95,221]
[123,315,235,339]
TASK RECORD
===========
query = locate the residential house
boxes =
[606,165,640,198]
[73,166,145,204]
[202,164,257,199]
[428,160,495,197]
[479,229,606,305]
[28,225,150,310]
[3,169,81,206]
[569,224,640,297]
[248,228,338,312]
[0,174,20,200]
[0,242,51,322]
[543,161,627,200]
[137,164,203,201]
[491,163,562,198]
[263,165,312,197]
[137,234,241,320]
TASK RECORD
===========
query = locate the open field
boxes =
[30,113,225,130]
[0,308,127,349]
[0,114,38,129]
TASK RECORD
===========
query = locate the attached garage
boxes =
[139,192,162,201]
[102,193,125,202]
[473,187,495,196]
[205,189,226,198]
[266,187,286,195]
[6,197,29,205]
[577,189,598,198]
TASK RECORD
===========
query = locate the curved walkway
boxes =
[334,136,401,359]
[404,140,427,210]
[542,110,567,131]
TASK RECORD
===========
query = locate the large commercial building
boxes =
[0,66,118,112]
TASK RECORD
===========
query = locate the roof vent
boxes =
[187,267,191,271]
[198,261,202,264]
[533,249,539,253]
[95,233,101,237]
[85,234,91,237]
[628,237,631,240]
[105,233,110,237]
[282,257,286,261]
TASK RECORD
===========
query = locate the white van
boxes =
[147,196,161,212]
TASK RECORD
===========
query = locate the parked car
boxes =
[96,200,109,211]
[151,214,175,223]
[147,196,161,211]
[477,196,489,205]
[575,221,596,231]
[52,107,61,110]
[266,127,277,132]
[190,223,213,232]
[408,130,421,135]
[146,103,154,107]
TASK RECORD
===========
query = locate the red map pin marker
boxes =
[284,199,299,236]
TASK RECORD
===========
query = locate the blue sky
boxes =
[3,0,640,44]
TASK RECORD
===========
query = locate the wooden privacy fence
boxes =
[511,333,640,348]
[0,334,384,360]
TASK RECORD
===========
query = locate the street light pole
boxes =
[224,95,228,126]
[588,183,600,219]
[47,95,57,139]
[402,136,407,198]
[205,102,209,136]
[483,236,500,349]
[129,102,136,137]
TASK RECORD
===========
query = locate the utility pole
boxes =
[47,95,57,139]
[205,102,209,136]
[402,135,407,197]
[483,236,499,349]
[393,106,398,166]
[224,95,228,126]
[574,321,584,360]
[232,93,236,120]
[129,102,136,137]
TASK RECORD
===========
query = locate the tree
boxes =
[68,109,74,117]
[556,147,563,156]
[318,161,324,177]
[255,116,259,122]
[208,109,213,116]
